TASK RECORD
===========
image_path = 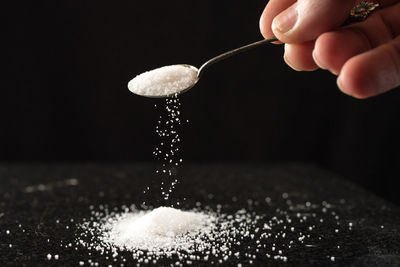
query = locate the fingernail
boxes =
[330,69,339,75]
[283,44,300,71]
[312,49,324,69]
[283,52,296,70]
[312,49,339,75]
[337,76,351,96]
[272,3,298,34]
[337,76,343,90]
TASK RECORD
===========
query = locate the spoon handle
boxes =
[197,3,380,79]
[197,37,278,78]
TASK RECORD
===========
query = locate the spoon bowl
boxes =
[127,64,199,98]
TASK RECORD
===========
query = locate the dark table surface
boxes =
[0,163,399,266]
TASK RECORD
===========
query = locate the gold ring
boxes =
[349,1,380,22]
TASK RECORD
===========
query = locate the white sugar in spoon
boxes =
[128,37,278,98]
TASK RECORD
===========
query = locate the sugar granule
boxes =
[128,65,198,97]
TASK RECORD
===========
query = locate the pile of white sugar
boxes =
[77,204,268,264]
[104,207,210,251]
[128,65,198,97]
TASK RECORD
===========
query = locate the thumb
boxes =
[272,0,355,43]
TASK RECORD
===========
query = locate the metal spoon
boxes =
[128,37,278,98]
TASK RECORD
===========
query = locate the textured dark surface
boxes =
[0,163,399,266]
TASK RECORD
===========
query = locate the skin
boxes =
[259,0,400,98]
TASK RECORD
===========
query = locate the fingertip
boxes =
[312,34,329,71]
[338,37,400,99]
[259,8,269,39]
[312,46,326,71]
[271,4,299,43]
[283,45,299,71]
[313,32,352,75]
[274,0,354,43]
[260,0,297,40]
[337,59,374,99]
[259,4,275,39]
[284,42,318,71]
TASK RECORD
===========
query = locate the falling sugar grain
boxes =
[143,95,186,206]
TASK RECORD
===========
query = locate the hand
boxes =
[259,0,400,98]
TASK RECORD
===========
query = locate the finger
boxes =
[260,0,296,39]
[313,2,400,75]
[337,35,400,98]
[272,0,355,43]
[271,0,399,44]
[284,41,318,71]
[313,30,372,75]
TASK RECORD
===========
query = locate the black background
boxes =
[3,0,400,204]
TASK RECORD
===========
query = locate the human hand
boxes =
[259,0,400,98]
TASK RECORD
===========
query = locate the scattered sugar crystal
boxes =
[128,65,198,97]
[47,254,52,260]
[76,204,298,264]
[74,186,358,265]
